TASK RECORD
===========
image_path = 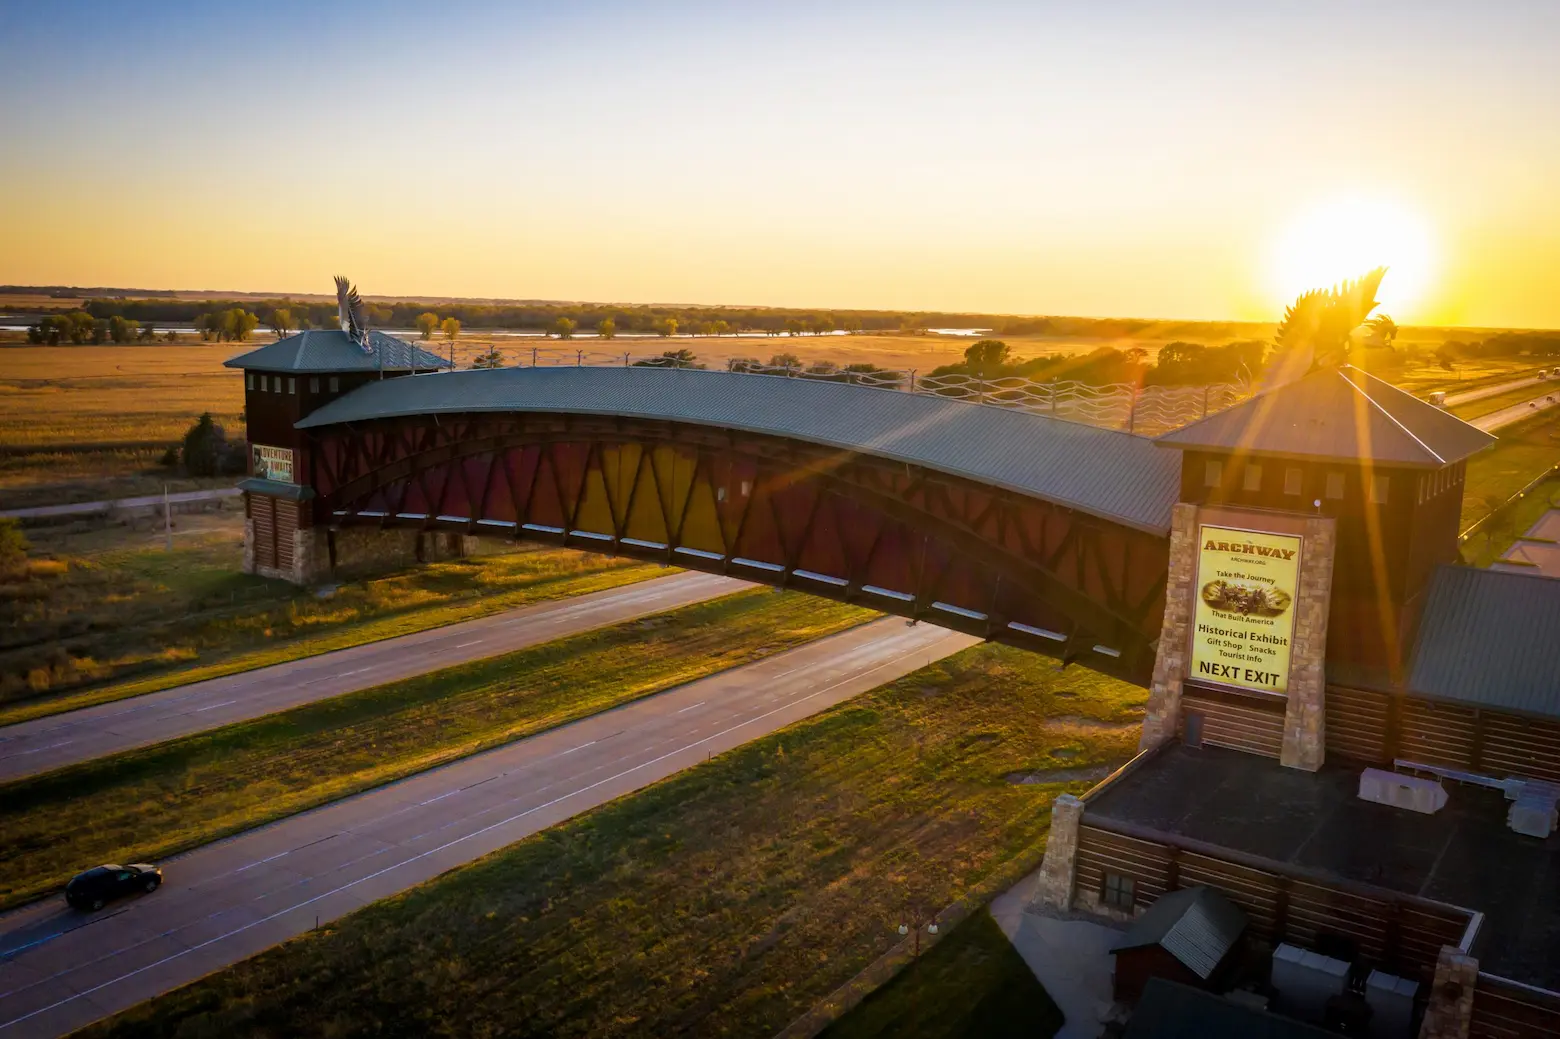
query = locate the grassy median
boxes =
[0,528,665,725]
[84,642,1143,1039]
[0,589,873,909]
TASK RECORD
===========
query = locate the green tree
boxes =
[0,518,28,580]
[784,318,803,336]
[552,316,577,339]
[598,318,617,340]
[66,311,93,344]
[138,323,158,342]
[222,308,259,342]
[471,348,506,369]
[106,316,140,343]
[269,308,295,339]
[842,316,862,334]
[768,352,802,369]
[416,312,439,340]
[654,316,678,338]
[181,413,233,477]
[441,317,462,344]
[964,339,1011,376]
[815,315,836,336]
[634,348,700,369]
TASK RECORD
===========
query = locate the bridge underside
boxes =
[308,413,1170,684]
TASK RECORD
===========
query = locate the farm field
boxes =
[0,514,662,725]
[0,588,874,909]
[81,642,1141,1039]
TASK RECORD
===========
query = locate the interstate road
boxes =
[0,570,745,783]
[0,617,979,1038]
[1472,389,1560,433]
[1440,373,1547,408]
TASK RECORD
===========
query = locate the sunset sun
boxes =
[1270,197,1436,316]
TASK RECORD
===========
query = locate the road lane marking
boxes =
[675,702,707,713]
[191,700,238,713]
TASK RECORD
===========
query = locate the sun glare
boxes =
[1270,197,1435,317]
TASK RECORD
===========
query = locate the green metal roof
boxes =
[1156,366,1494,469]
[295,366,1184,533]
[1409,565,1560,716]
[1111,886,1247,980]
[223,330,451,373]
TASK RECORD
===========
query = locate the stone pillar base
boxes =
[1139,503,1200,752]
[1419,945,1478,1039]
[1032,794,1084,911]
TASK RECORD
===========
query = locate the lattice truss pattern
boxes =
[443,344,1245,438]
[311,414,1170,682]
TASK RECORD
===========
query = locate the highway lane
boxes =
[0,617,979,1038]
[1472,389,1560,432]
[0,570,745,783]
[1441,373,1546,408]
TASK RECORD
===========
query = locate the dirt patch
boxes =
[1005,762,1123,785]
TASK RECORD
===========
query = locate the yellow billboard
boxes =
[1190,524,1302,695]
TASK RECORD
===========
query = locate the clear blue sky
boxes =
[3,1,1557,325]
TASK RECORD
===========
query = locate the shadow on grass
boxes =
[821,909,1063,1039]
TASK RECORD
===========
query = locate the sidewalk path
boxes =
[0,618,977,1039]
[0,571,743,782]
[0,488,240,521]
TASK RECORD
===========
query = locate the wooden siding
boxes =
[1326,685,1391,764]
[1076,824,1471,985]
[1400,697,1479,770]
[1181,690,1284,759]
[1075,826,1171,912]
[1480,713,1560,786]
[1471,974,1560,1039]
[251,494,277,571]
[274,498,297,572]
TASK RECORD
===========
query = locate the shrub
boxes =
[0,519,28,580]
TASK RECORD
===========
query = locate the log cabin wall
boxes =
[1471,974,1560,1039]
[1075,824,1471,985]
[1178,686,1286,759]
[1324,685,1560,785]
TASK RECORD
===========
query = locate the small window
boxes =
[1203,459,1223,488]
[1325,472,1346,500]
[271,376,280,393]
[1243,464,1262,492]
[1370,474,1389,505]
[1284,467,1303,496]
[1102,872,1135,911]
[288,378,296,395]
[246,372,254,390]
[310,377,319,393]
[329,376,340,393]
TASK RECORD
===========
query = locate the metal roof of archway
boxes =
[295,366,1182,533]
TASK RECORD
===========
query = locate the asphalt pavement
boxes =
[0,570,745,782]
[0,617,978,1038]
[1472,389,1560,432]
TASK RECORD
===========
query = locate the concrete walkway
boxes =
[989,868,1125,1039]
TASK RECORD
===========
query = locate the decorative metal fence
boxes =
[427,341,1246,437]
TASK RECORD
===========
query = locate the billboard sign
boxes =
[252,444,295,484]
[1190,524,1302,695]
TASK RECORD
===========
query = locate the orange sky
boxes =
[3,3,1557,328]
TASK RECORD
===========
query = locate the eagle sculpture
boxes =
[334,275,372,353]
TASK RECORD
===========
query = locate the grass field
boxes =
[0,588,872,910]
[0,515,664,725]
[1460,407,1560,532]
[82,642,1140,1039]
[820,909,1063,1039]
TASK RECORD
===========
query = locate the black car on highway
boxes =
[65,863,162,911]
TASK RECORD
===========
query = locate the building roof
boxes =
[1125,978,1335,1039]
[1086,743,1560,990]
[294,366,1185,533]
[1408,565,1560,716]
[223,330,451,373]
[1155,366,1495,469]
[1112,886,1247,979]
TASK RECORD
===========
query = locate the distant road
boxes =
[0,488,239,520]
[1472,390,1560,433]
[0,571,744,782]
[1441,374,1547,408]
[0,618,978,1039]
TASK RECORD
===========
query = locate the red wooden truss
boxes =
[308,413,1170,683]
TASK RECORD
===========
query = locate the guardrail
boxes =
[439,344,1246,437]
